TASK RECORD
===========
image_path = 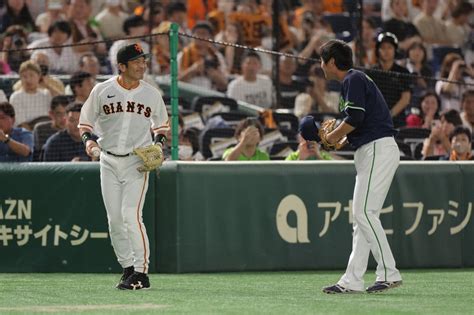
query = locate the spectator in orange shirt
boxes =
[187,0,217,29]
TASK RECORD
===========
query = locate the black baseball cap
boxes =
[299,116,321,142]
[116,43,150,65]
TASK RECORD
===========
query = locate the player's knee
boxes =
[108,215,124,229]
[353,211,367,224]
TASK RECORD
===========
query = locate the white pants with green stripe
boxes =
[338,137,402,291]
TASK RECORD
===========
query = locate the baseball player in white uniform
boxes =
[300,40,402,294]
[79,43,169,290]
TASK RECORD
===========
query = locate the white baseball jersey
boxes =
[78,76,169,154]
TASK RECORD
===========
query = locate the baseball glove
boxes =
[318,119,347,150]
[133,144,164,173]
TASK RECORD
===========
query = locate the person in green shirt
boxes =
[285,135,341,161]
[223,117,270,161]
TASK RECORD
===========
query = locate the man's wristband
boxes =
[154,134,167,146]
[81,132,93,145]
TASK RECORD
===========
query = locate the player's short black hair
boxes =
[50,95,71,111]
[47,20,72,37]
[0,102,15,118]
[449,126,472,142]
[319,39,353,71]
[66,102,83,114]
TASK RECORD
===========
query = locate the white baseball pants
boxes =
[99,152,150,274]
[338,137,402,291]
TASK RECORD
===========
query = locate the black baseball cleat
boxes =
[115,266,134,288]
[117,271,150,290]
[366,280,403,293]
[322,284,361,294]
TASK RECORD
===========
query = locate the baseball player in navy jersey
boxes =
[301,39,402,294]
[78,43,169,290]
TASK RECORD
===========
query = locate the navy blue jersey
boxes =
[340,69,396,149]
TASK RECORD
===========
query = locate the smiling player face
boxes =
[122,57,147,81]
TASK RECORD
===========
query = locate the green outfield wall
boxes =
[0,163,156,273]
[1,162,473,273]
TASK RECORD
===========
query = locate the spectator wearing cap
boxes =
[178,21,228,91]
[43,102,93,161]
[94,0,128,39]
[422,109,463,159]
[29,20,80,74]
[109,15,150,74]
[9,60,52,128]
[365,32,412,128]
[382,0,421,52]
[227,51,273,108]
[35,0,67,33]
[440,126,473,160]
[222,118,269,161]
[0,101,34,162]
[70,71,95,103]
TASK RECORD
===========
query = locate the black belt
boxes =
[105,151,132,157]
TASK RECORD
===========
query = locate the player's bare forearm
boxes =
[326,122,354,145]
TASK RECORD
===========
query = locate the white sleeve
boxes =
[151,90,169,135]
[0,89,6,102]
[78,85,100,132]
[227,78,238,99]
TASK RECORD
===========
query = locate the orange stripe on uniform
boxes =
[78,123,94,131]
[136,172,148,273]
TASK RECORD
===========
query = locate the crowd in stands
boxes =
[0,0,473,163]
